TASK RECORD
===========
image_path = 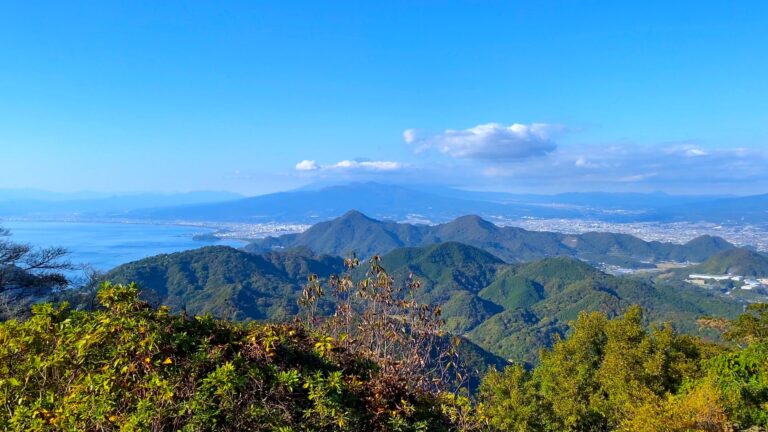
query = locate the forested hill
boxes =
[682,248,768,277]
[245,210,735,266]
[104,246,345,321]
[104,243,743,363]
[374,243,742,363]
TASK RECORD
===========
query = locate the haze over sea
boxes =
[2,220,243,272]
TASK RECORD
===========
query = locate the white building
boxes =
[688,274,735,281]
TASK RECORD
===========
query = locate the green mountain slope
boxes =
[468,256,743,363]
[104,246,345,321]
[246,211,735,266]
[250,210,426,257]
[371,243,743,363]
[685,248,768,277]
[376,242,504,333]
[102,245,509,391]
[104,242,743,366]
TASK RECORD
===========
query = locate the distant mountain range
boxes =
[650,193,768,224]
[246,210,736,267]
[2,183,766,224]
[119,182,740,223]
[0,190,242,218]
[120,182,768,224]
[104,242,744,363]
[123,183,518,222]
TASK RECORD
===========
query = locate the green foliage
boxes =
[0,282,459,431]
[704,303,768,428]
[479,305,768,431]
[478,366,544,431]
[726,303,768,344]
[479,271,544,310]
[706,342,768,427]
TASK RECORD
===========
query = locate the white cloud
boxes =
[294,134,768,193]
[478,142,768,192]
[619,172,658,182]
[403,129,417,144]
[685,148,708,157]
[406,122,560,160]
[295,160,320,171]
[663,144,709,158]
[295,159,402,173]
[329,160,402,171]
[574,156,602,168]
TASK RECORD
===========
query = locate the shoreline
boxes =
[0,217,311,242]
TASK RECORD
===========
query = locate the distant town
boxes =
[495,218,768,252]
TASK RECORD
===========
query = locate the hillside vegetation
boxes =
[104,246,345,321]
[0,283,463,431]
[3,284,768,431]
[104,242,743,363]
[375,243,741,362]
[479,304,768,431]
[684,248,768,277]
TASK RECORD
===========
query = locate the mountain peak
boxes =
[337,209,378,222]
[684,235,734,251]
[449,214,496,229]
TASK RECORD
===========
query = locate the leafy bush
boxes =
[0,282,460,431]
[478,305,768,431]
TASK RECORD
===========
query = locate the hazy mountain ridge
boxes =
[75,182,762,223]
[3,183,765,225]
[0,190,242,218]
[122,183,513,222]
[650,193,768,223]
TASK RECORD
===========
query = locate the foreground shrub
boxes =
[0,282,458,431]
[478,305,768,432]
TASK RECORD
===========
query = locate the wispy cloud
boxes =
[295,159,403,173]
[294,124,768,193]
[663,144,709,158]
[619,172,658,182]
[479,142,768,192]
[295,160,320,171]
[405,122,561,160]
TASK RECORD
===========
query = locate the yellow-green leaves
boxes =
[0,282,459,431]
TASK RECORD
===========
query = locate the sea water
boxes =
[1,220,243,272]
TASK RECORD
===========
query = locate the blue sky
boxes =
[1,1,767,195]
